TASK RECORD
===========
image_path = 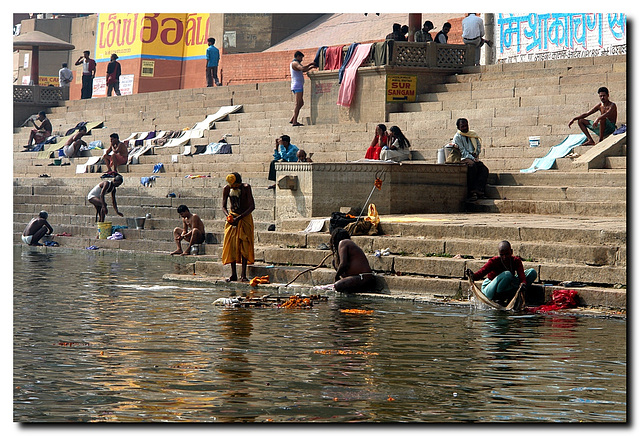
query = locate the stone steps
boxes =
[166,262,626,309]
[13,55,627,308]
[15,225,625,296]
[15,208,626,266]
[466,198,626,217]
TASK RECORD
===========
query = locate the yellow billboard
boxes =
[96,13,210,61]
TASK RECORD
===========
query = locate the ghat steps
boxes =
[13,55,627,309]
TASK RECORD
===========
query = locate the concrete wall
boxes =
[309,66,455,125]
[14,17,73,86]
[274,162,468,220]
[221,13,322,54]
[68,15,98,100]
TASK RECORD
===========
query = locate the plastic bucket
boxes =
[98,221,112,239]
[135,217,146,229]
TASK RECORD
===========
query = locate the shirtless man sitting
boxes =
[26,111,52,148]
[330,228,376,293]
[171,205,205,256]
[569,86,618,145]
[22,211,54,246]
[103,133,128,173]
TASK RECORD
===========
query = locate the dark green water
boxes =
[13,246,627,423]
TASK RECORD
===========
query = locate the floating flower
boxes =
[340,309,374,315]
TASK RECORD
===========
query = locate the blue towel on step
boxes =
[520,133,587,173]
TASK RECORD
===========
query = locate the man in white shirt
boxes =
[462,13,492,66]
[75,50,96,99]
[58,63,73,87]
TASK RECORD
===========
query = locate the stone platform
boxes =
[274,161,467,220]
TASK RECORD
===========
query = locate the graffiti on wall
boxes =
[496,13,626,63]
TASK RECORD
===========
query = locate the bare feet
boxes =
[225,275,238,282]
[584,140,596,146]
[180,251,191,256]
[239,277,249,282]
[170,249,183,255]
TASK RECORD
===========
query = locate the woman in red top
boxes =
[466,240,537,303]
[365,124,388,160]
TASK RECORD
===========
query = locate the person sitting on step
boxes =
[267,135,299,189]
[330,228,376,293]
[102,133,129,174]
[380,125,411,162]
[568,86,618,145]
[453,118,489,201]
[171,205,205,256]
[365,123,388,160]
[26,111,52,148]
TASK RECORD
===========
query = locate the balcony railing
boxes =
[13,85,68,105]
[318,41,473,71]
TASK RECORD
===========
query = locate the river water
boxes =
[13,246,627,423]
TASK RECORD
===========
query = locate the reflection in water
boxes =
[13,246,626,423]
[216,308,255,422]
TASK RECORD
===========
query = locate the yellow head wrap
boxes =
[226,173,236,186]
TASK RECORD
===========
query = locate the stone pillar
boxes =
[483,13,495,65]
[408,13,421,42]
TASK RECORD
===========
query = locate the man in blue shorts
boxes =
[569,86,617,145]
[289,51,316,127]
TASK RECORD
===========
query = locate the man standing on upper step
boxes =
[289,50,317,126]
[568,86,618,145]
[453,118,489,201]
[206,37,221,87]
[75,50,96,99]
[462,13,492,66]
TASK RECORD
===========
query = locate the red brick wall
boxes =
[181,47,319,87]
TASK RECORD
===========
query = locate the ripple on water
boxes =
[13,247,627,423]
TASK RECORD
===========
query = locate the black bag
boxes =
[329,212,357,233]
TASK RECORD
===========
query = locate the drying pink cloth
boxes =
[324,45,344,70]
[337,43,373,107]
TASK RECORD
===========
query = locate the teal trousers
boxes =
[482,268,537,300]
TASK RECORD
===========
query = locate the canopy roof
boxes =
[13,30,75,51]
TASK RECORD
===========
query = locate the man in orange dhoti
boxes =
[221,172,255,282]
